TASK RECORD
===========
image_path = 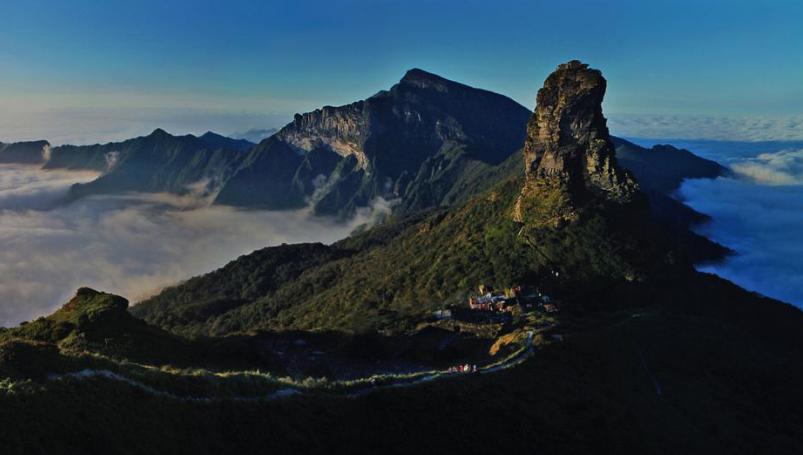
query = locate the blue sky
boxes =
[1,0,802,143]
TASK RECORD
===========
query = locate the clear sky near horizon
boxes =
[1,0,802,144]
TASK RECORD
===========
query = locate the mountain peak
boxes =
[399,68,456,91]
[149,128,171,137]
[513,60,638,225]
[198,131,254,152]
[401,67,440,80]
[200,131,222,139]
[63,287,129,314]
[555,59,592,72]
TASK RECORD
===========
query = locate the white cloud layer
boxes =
[0,107,292,146]
[730,149,803,185]
[0,164,99,210]
[678,144,803,308]
[609,114,803,141]
[0,165,386,326]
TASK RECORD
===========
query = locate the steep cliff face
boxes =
[0,140,51,165]
[276,103,371,170]
[514,61,639,225]
[137,96,729,336]
[215,69,531,216]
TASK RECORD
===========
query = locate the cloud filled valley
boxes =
[4,135,803,328]
[0,165,383,327]
[668,143,803,309]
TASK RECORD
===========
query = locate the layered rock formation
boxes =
[215,69,531,216]
[120,61,728,345]
[277,103,371,170]
[514,61,639,225]
[21,64,721,226]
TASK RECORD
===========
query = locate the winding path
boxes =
[48,331,538,402]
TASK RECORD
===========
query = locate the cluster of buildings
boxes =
[468,284,558,314]
[467,292,514,312]
[447,363,478,374]
[430,284,560,323]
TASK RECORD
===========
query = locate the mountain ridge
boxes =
[2,61,802,454]
[514,60,640,227]
[0,140,51,165]
[214,68,533,216]
[3,70,729,227]
[131,62,731,337]
[55,129,253,200]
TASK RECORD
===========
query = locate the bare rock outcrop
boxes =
[514,61,639,225]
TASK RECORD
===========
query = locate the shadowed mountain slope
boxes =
[215,69,532,216]
[132,63,729,337]
[57,129,253,200]
[2,61,802,455]
[613,137,727,193]
[0,140,51,165]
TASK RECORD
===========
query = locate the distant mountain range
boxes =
[1,70,727,222]
[131,61,732,337]
[61,130,253,200]
[214,69,532,216]
[230,127,279,143]
[3,61,801,454]
[0,140,50,165]
[1,131,254,204]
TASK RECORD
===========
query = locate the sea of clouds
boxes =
[639,140,803,309]
[0,107,291,146]
[609,114,803,142]
[681,176,803,308]
[0,165,387,327]
[3,132,803,326]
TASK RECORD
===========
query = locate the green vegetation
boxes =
[0,288,308,375]
[131,243,347,333]
[134,165,716,339]
[2,296,801,454]
[2,150,802,453]
[395,143,526,215]
[2,63,800,454]
[136,176,544,335]
[215,68,531,217]
[0,288,195,365]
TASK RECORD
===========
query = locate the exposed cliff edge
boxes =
[0,65,730,255]
[214,68,532,216]
[514,61,639,226]
[3,62,803,454]
[134,62,729,336]
[2,67,728,224]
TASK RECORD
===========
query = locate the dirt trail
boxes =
[47,331,538,402]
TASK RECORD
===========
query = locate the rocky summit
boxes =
[214,68,531,216]
[514,61,638,225]
[2,59,803,455]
